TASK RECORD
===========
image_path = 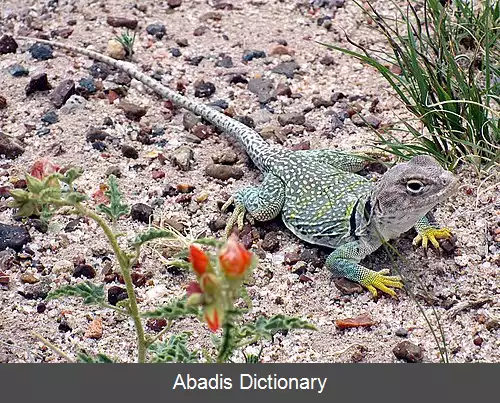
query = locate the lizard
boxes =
[15,37,459,297]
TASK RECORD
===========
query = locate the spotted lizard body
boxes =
[17,37,459,296]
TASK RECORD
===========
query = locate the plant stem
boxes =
[32,332,75,363]
[147,320,174,346]
[74,202,147,363]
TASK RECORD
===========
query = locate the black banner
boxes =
[0,364,498,402]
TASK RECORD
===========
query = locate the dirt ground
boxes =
[0,0,498,363]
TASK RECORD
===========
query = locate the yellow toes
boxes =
[361,270,404,298]
[413,228,453,250]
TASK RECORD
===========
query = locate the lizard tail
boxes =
[18,36,275,171]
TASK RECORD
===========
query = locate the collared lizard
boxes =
[16,37,459,297]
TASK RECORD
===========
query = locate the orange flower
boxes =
[218,235,253,279]
[30,159,61,180]
[203,303,223,332]
[188,244,209,276]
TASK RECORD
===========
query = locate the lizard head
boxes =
[371,155,458,237]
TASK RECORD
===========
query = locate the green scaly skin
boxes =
[17,37,459,297]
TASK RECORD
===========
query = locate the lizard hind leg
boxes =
[222,173,285,239]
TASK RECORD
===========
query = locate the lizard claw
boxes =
[222,197,253,239]
[412,227,453,254]
[361,268,404,298]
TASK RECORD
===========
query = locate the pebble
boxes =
[212,150,238,165]
[312,97,334,108]
[89,62,112,80]
[193,26,208,36]
[291,140,310,151]
[147,318,168,332]
[278,113,305,126]
[117,102,147,121]
[248,78,276,104]
[176,38,189,47]
[21,277,52,300]
[28,43,54,60]
[393,341,424,363]
[27,218,48,234]
[194,81,216,98]
[209,217,227,232]
[276,83,292,97]
[269,45,294,56]
[0,223,31,252]
[473,336,483,346]
[170,48,182,57]
[107,39,126,60]
[152,170,165,180]
[50,79,75,108]
[333,277,364,294]
[272,61,300,78]
[108,286,128,306]
[299,248,323,268]
[336,314,375,330]
[106,16,138,30]
[243,50,266,62]
[36,302,46,313]
[171,146,194,171]
[205,164,244,180]
[0,35,18,54]
[121,144,139,159]
[36,128,51,137]
[51,259,73,274]
[261,232,280,252]
[234,115,255,128]
[20,273,39,284]
[215,54,234,68]
[41,111,58,124]
[167,0,182,8]
[0,96,6,110]
[284,251,300,265]
[77,77,97,96]
[192,124,213,140]
[25,73,50,95]
[85,127,108,143]
[351,113,382,129]
[485,320,500,331]
[182,112,202,130]
[73,264,96,279]
[64,219,82,232]
[0,271,9,285]
[8,64,29,77]
[146,23,166,39]
[131,203,153,223]
[319,54,335,66]
[229,74,248,85]
[395,328,409,338]
[85,317,103,339]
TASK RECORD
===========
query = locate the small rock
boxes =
[212,150,238,165]
[167,0,182,8]
[0,96,6,110]
[58,319,72,333]
[278,113,305,126]
[170,48,181,57]
[106,16,138,30]
[395,328,409,338]
[89,62,112,80]
[243,50,266,61]
[107,39,126,60]
[9,64,28,77]
[64,219,82,232]
[146,23,166,39]
[351,114,381,129]
[299,248,323,268]
[248,78,276,104]
[147,318,168,332]
[193,26,208,36]
[485,320,500,331]
[0,35,18,54]
[86,127,108,142]
[41,111,58,124]
[152,170,165,180]
[36,302,46,313]
[312,97,334,108]
[182,112,202,130]
[106,166,121,177]
[50,79,75,108]
[28,43,53,60]
[60,95,87,114]
[21,277,51,300]
[261,232,280,252]
[333,277,364,295]
[192,124,213,140]
[0,271,10,285]
[473,336,483,346]
[393,341,424,363]
[194,81,216,98]
[85,317,103,339]
[20,273,39,284]
[276,83,292,97]
[210,99,229,110]
[0,223,30,252]
[108,286,128,305]
[171,146,194,171]
[336,314,375,330]
[229,74,248,85]
[77,77,97,96]
[284,251,300,265]
[215,54,233,68]
[131,203,153,223]
[27,218,48,234]
[272,61,300,79]
[331,91,346,103]
[176,38,189,47]
[291,141,310,151]
[269,45,294,56]
[209,217,227,232]
[319,54,335,66]
[188,55,204,66]
[205,164,244,180]
[121,145,139,159]
[117,101,148,121]
[73,264,96,279]
[25,73,50,95]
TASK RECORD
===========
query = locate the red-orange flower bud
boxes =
[30,159,60,180]
[188,244,209,276]
[186,281,203,296]
[200,273,219,295]
[203,303,223,332]
[218,235,253,279]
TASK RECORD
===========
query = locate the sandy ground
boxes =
[0,0,498,363]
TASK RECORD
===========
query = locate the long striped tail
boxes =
[17,36,276,171]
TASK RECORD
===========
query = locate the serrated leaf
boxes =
[133,228,175,247]
[66,192,88,204]
[76,352,115,363]
[96,175,130,222]
[39,187,62,202]
[148,333,199,363]
[8,189,30,203]
[25,174,45,194]
[46,282,105,305]
[142,298,199,319]
[253,315,316,334]
[62,168,83,185]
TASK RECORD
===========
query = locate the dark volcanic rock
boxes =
[50,79,75,108]
[393,341,424,363]
[106,16,138,30]
[248,78,276,104]
[0,133,25,159]
[28,43,53,60]
[131,203,153,224]
[0,223,30,252]
[25,73,50,95]
[0,35,18,54]
[272,61,300,78]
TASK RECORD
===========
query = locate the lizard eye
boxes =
[406,180,424,194]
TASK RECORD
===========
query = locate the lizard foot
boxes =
[221,196,254,239]
[360,269,404,298]
[412,227,453,255]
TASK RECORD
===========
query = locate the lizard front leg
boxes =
[326,241,403,297]
[222,173,285,238]
[412,213,453,253]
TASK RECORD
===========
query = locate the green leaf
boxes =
[25,174,45,194]
[253,314,317,335]
[66,192,89,204]
[148,333,199,363]
[96,175,130,222]
[142,298,200,319]
[46,282,105,305]
[76,352,115,363]
[193,238,225,248]
[61,168,83,185]
[133,228,175,247]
